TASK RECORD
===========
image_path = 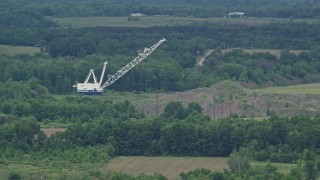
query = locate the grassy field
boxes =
[251,162,297,174]
[0,156,297,179]
[0,45,40,56]
[256,83,320,95]
[54,91,153,105]
[0,159,103,179]
[53,16,320,28]
[102,156,298,179]
[102,156,228,179]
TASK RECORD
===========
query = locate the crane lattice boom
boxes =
[100,38,166,89]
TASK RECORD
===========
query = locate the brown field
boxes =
[41,128,66,136]
[102,156,228,179]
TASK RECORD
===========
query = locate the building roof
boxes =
[130,13,145,16]
[227,12,245,15]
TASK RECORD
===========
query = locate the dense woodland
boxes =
[2,85,320,160]
[1,48,320,93]
[1,89,320,178]
[2,0,320,179]
[1,0,320,93]
[2,0,320,18]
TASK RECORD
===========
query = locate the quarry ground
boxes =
[112,81,320,119]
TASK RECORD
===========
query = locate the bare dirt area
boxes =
[41,128,66,136]
[133,81,320,118]
[102,156,227,179]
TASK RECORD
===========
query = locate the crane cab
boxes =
[73,83,103,95]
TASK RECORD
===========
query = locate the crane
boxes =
[73,38,166,95]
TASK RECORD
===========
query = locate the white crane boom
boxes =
[100,38,166,89]
[99,61,108,87]
[74,38,166,95]
[84,69,98,84]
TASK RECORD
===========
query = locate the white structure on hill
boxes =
[226,12,245,18]
[130,13,145,17]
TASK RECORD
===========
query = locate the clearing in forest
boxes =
[102,81,320,118]
[0,45,40,56]
[197,49,307,66]
[41,128,66,136]
[102,156,228,180]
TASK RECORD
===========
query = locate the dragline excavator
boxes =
[73,38,166,95]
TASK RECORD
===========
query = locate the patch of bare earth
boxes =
[41,128,66,136]
[134,81,320,118]
[102,156,227,180]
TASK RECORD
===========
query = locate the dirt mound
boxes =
[137,81,251,118]
[134,81,320,118]
[209,80,248,95]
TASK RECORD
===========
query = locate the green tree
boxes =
[187,102,203,114]
[227,147,251,172]
[303,150,318,180]
[289,164,304,180]
[162,101,187,120]
[8,172,21,180]
[304,161,317,180]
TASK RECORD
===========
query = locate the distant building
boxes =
[226,12,245,18]
[130,13,145,17]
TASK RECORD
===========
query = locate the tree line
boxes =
[3,0,320,18]
[1,46,320,94]
[2,1,320,50]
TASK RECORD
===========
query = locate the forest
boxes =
[2,0,320,179]
[1,79,320,178]
[1,89,320,178]
[1,48,320,94]
[2,0,320,18]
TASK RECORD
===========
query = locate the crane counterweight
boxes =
[73,38,166,95]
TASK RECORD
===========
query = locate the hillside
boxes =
[122,81,320,118]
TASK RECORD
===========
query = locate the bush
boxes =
[8,172,21,180]
[227,148,251,172]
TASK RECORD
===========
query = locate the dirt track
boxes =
[197,49,214,66]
